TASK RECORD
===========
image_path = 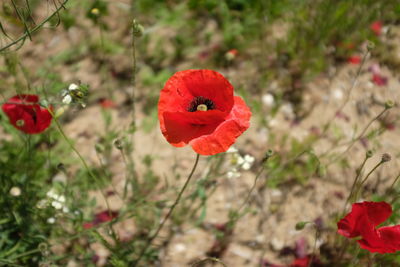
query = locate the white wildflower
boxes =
[227,168,241,179]
[62,94,72,105]
[68,83,79,90]
[238,154,255,170]
[47,217,56,224]
[262,93,274,107]
[9,187,21,197]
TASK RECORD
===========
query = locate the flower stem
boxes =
[354,160,385,200]
[133,153,200,266]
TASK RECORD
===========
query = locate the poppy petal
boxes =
[190,96,251,155]
[337,201,391,238]
[162,111,225,146]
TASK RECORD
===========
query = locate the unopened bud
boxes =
[132,19,144,37]
[262,149,273,162]
[366,150,373,158]
[367,41,375,51]
[381,153,391,163]
[114,139,123,150]
[295,221,309,231]
[385,100,394,109]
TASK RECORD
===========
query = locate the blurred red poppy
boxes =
[2,94,52,134]
[158,69,251,155]
[99,98,116,109]
[370,21,383,36]
[83,211,118,229]
[347,55,361,65]
[372,73,388,86]
[338,201,400,253]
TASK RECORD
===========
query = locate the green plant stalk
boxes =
[0,0,69,52]
[354,160,385,200]
[330,106,389,164]
[48,109,113,215]
[133,153,200,266]
[341,155,369,216]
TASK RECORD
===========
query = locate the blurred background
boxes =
[1,0,400,266]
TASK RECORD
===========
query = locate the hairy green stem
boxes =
[133,153,200,266]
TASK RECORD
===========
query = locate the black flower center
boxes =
[188,96,215,112]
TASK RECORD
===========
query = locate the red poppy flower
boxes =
[158,69,251,155]
[82,210,118,229]
[99,98,116,109]
[2,94,52,134]
[347,55,361,65]
[338,201,400,253]
[370,21,383,36]
[372,73,388,86]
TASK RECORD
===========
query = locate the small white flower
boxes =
[10,187,21,197]
[47,217,56,224]
[332,89,343,100]
[240,154,255,170]
[52,201,63,210]
[62,207,70,213]
[68,83,79,91]
[227,168,241,179]
[281,103,294,119]
[37,199,47,209]
[262,93,274,107]
[62,94,72,105]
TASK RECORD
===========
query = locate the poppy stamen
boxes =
[188,96,215,112]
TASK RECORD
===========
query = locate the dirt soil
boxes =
[1,2,400,266]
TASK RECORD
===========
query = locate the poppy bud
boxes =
[262,149,273,163]
[295,221,309,231]
[367,41,375,51]
[132,19,144,37]
[381,153,391,163]
[114,139,123,150]
[366,150,373,158]
[385,100,394,109]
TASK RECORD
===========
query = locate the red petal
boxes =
[190,96,251,155]
[337,201,391,238]
[2,94,52,134]
[161,110,225,146]
[158,70,234,117]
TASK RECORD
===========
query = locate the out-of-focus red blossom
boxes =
[2,94,52,134]
[225,49,239,60]
[372,73,388,86]
[347,55,361,65]
[370,21,383,36]
[290,257,309,267]
[158,69,251,155]
[83,211,118,229]
[338,201,400,253]
[100,99,116,109]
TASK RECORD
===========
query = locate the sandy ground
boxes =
[1,2,399,266]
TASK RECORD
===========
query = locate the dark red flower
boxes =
[2,94,52,134]
[83,211,118,229]
[347,55,361,65]
[94,211,118,224]
[158,69,251,155]
[370,21,383,36]
[338,201,400,253]
[290,257,309,267]
[99,98,116,109]
[372,74,388,86]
